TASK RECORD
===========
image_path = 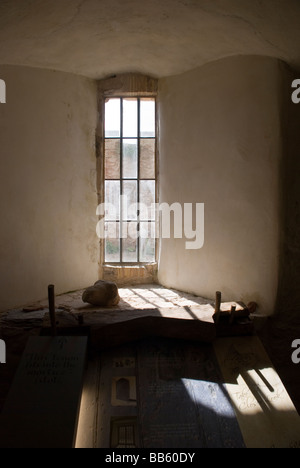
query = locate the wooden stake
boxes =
[229,305,236,324]
[214,291,222,324]
[48,284,57,336]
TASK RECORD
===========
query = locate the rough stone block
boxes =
[82,280,120,307]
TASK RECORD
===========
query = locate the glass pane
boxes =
[105,181,120,220]
[123,99,138,138]
[105,222,120,262]
[123,139,138,179]
[122,222,138,262]
[122,181,137,220]
[140,180,155,220]
[140,98,155,137]
[105,139,120,179]
[140,222,156,262]
[105,99,120,138]
[140,139,155,179]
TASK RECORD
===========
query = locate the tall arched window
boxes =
[97,74,158,270]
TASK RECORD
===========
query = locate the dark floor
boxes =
[1,304,300,417]
[257,312,300,414]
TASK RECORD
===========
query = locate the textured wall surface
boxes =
[0,0,300,79]
[0,65,98,311]
[276,65,300,316]
[158,56,283,315]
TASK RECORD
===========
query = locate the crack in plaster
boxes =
[44,0,88,37]
[195,3,287,56]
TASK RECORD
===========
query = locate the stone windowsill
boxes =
[101,263,158,286]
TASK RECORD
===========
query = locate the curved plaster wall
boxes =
[0,65,98,311]
[158,55,284,315]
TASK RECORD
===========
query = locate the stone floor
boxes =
[0,284,300,416]
[10,283,216,314]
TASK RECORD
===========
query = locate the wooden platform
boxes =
[3,285,255,349]
[76,336,300,449]
[42,304,217,347]
[0,336,87,448]
[90,308,216,349]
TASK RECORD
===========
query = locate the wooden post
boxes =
[48,284,57,336]
[214,291,222,324]
[229,305,236,325]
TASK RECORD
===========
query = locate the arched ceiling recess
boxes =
[0,0,300,79]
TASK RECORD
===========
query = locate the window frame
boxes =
[100,93,158,266]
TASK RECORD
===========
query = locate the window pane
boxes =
[140,98,155,137]
[122,222,138,262]
[140,222,155,262]
[105,99,120,137]
[123,180,137,220]
[140,139,155,179]
[104,96,156,264]
[105,222,120,262]
[123,139,138,179]
[105,139,120,179]
[105,181,120,220]
[140,180,155,220]
[123,99,138,138]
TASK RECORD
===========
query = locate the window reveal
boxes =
[104,97,156,263]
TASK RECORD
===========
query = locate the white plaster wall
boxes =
[0,66,98,311]
[158,56,283,315]
[277,64,300,317]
